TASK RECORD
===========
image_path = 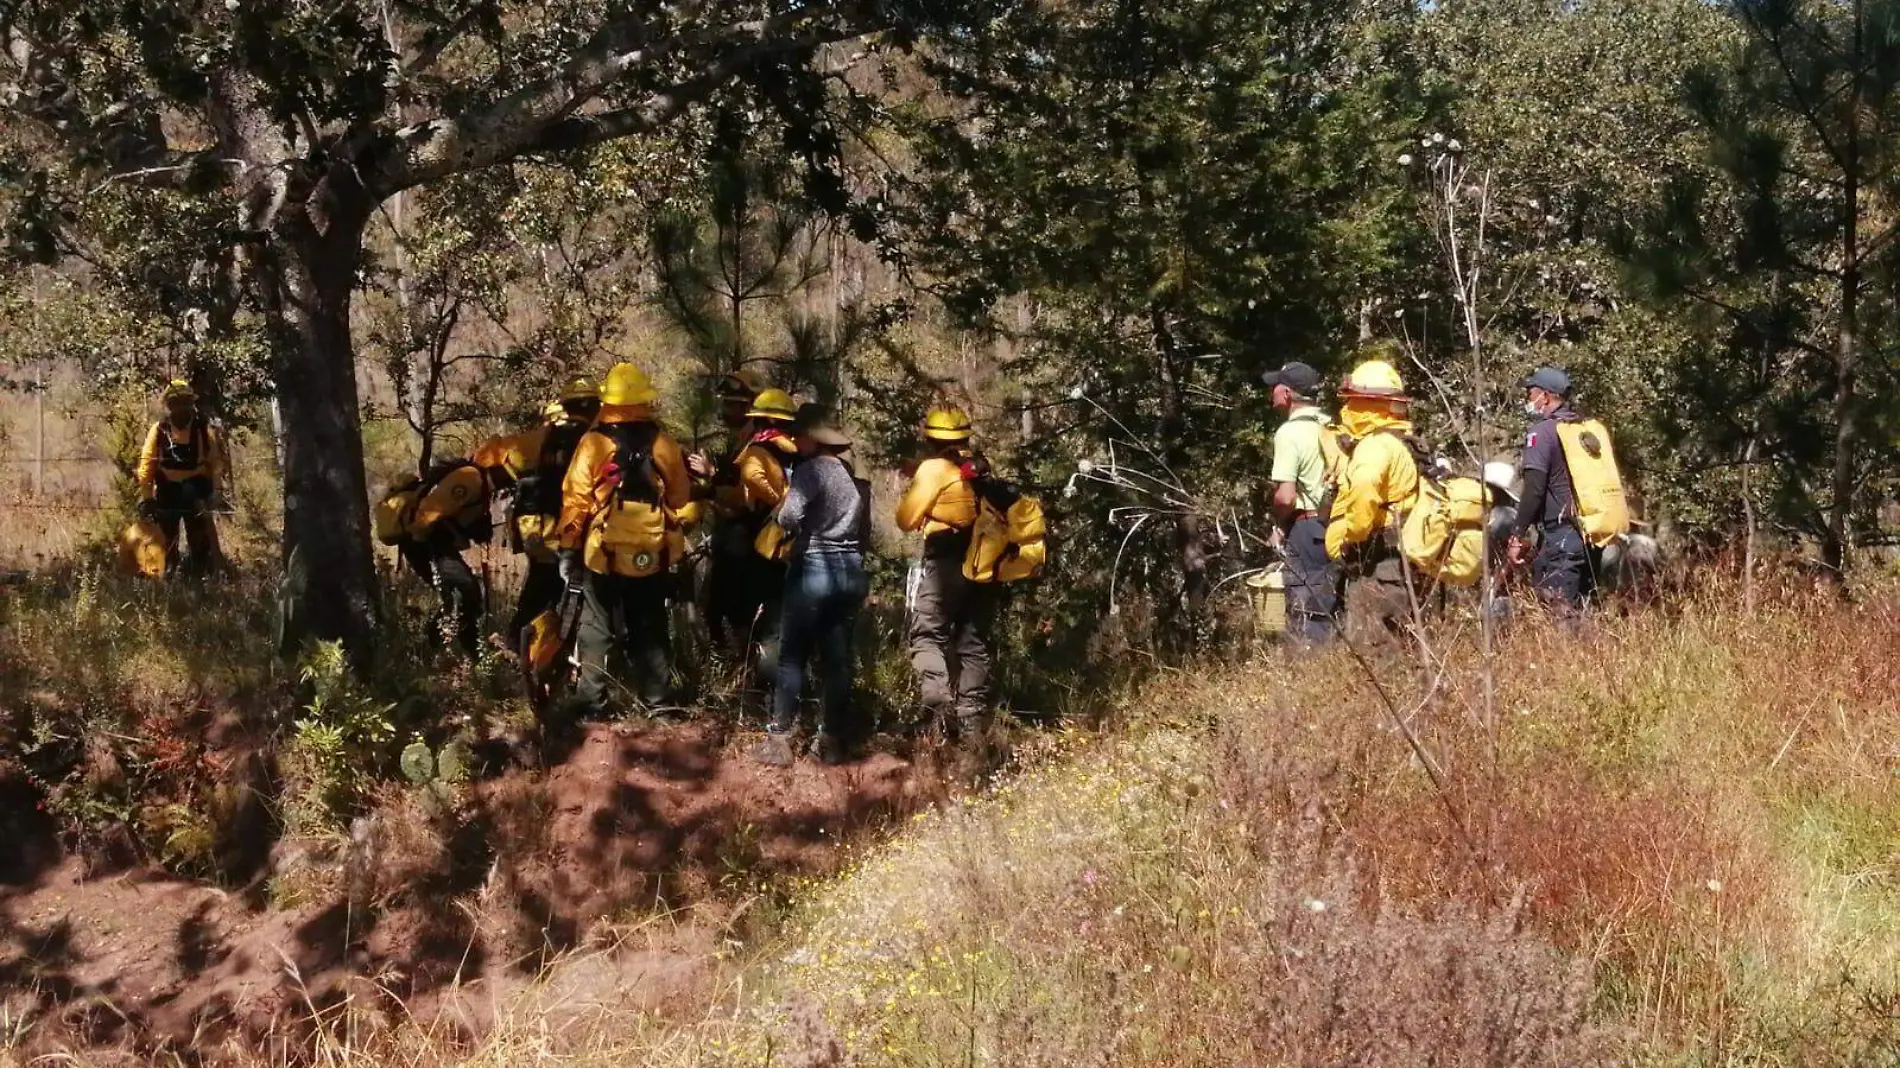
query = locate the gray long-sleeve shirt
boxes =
[777,454,870,556]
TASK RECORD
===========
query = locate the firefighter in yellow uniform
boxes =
[731,387,802,688]
[473,378,601,650]
[135,379,226,577]
[895,405,993,755]
[1324,356,1422,643]
[557,363,693,713]
[688,370,768,653]
[397,451,514,655]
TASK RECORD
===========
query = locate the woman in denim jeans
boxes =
[750,421,872,766]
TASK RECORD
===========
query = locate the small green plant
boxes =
[281,641,398,835]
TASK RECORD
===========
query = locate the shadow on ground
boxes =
[0,721,930,1060]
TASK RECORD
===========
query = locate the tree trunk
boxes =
[1150,305,1210,632]
[1827,0,1865,583]
[265,187,380,662]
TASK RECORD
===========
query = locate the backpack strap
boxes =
[603,422,662,505]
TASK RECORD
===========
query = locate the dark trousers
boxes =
[1532,523,1595,615]
[770,551,869,740]
[510,558,566,650]
[908,554,998,737]
[155,477,220,577]
[400,536,482,654]
[1282,514,1338,647]
[707,524,785,687]
[705,523,756,650]
[1344,555,1417,647]
[575,572,672,711]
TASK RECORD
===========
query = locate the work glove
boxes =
[558,550,586,591]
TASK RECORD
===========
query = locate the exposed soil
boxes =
[0,721,927,1060]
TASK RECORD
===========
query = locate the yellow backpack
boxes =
[119,519,169,578]
[374,485,423,546]
[963,479,1048,584]
[373,459,478,547]
[1555,418,1630,548]
[1398,472,1494,588]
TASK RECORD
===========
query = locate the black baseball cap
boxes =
[1262,361,1323,395]
[1520,365,1572,397]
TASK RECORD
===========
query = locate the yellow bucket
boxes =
[1246,565,1287,635]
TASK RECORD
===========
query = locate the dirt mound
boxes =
[0,721,926,1058]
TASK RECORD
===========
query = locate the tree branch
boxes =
[372,4,881,195]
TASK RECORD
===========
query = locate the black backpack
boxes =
[602,422,662,506]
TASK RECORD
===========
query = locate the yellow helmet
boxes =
[162,379,197,402]
[716,369,767,402]
[600,362,658,406]
[560,376,600,402]
[747,388,798,422]
[923,405,974,442]
[1339,360,1409,400]
[542,399,569,422]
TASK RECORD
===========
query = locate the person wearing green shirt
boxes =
[1263,361,1338,646]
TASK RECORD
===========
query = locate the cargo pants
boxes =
[575,571,673,713]
[400,533,483,655]
[908,551,998,740]
[1342,554,1418,648]
[1532,522,1595,619]
[509,557,566,652]
[155,476,222,578]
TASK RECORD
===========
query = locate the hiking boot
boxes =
[749,732,795,767]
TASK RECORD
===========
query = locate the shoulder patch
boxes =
[1526,431,1538,449]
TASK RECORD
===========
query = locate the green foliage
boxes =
[283,641,398,834]
[1619,0,1900,565]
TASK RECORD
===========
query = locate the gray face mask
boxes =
[1523,400,1543,418]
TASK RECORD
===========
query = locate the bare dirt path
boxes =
[0,721,926,1058]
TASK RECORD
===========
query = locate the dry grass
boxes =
[8,575,1900,1066]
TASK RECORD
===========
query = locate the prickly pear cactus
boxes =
[436,740,473,784]
[399,740,436,784]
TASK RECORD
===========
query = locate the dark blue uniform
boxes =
[1517,408,1594,612]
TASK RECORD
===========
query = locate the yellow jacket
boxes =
[897,455,978,535]
[136,418,224,499]
[1325,406,1419,561]
[410,464,490,539]
[558,405,691,551]
[473,427,546,481]
[737,432,799,514]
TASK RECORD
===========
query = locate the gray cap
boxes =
[1519,365,1572,398]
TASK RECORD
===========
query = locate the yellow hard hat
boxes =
[600,362,658,406]
[542,399,568,422]
[747,388,798,422]
[923,405,974,442]
[1339,360,1409,400]
[162,379,197,402]
[716,369,767,401]
[560,376,600,402]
